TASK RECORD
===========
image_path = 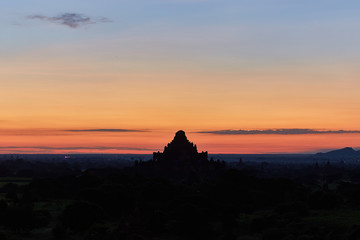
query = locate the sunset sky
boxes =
[1,0,360,154]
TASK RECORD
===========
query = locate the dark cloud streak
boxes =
[0,146,154,151]
[66,129,147,133]
[197,129,360,135]
[27,13,111,28]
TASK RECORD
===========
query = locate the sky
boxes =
[1,0,360,154]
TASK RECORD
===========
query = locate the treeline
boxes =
[0,158,132,178]
[2,167,360,239]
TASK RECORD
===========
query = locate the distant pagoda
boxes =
[153,130,208,167]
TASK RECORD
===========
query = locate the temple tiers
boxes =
[153,130,208,167]
[135,130,225,173]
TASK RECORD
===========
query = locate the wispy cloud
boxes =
[27,13,111,28]
[0,128,148,136]
[197,129,360,135]
[0,149,46,154]
[65,129,147,133]
[0,146,154,151]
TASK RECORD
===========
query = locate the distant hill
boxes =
[316,147,360,158]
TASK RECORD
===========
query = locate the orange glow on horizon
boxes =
[0,129,359,154]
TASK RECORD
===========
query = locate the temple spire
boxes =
[153,130,208,167]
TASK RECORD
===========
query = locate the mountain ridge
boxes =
[316,147,359,156]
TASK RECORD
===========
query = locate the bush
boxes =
[61,201,103,232]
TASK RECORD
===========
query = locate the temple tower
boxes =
[153,130,208,167]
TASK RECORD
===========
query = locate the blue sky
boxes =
[2,0,360,67]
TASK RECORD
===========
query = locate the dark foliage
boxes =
[60,201,104,232]
[2,156,360,239]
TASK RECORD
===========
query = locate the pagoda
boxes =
[153,130,208,167]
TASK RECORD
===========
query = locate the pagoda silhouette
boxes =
[134,130,225,176]
[153,130,209,167]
